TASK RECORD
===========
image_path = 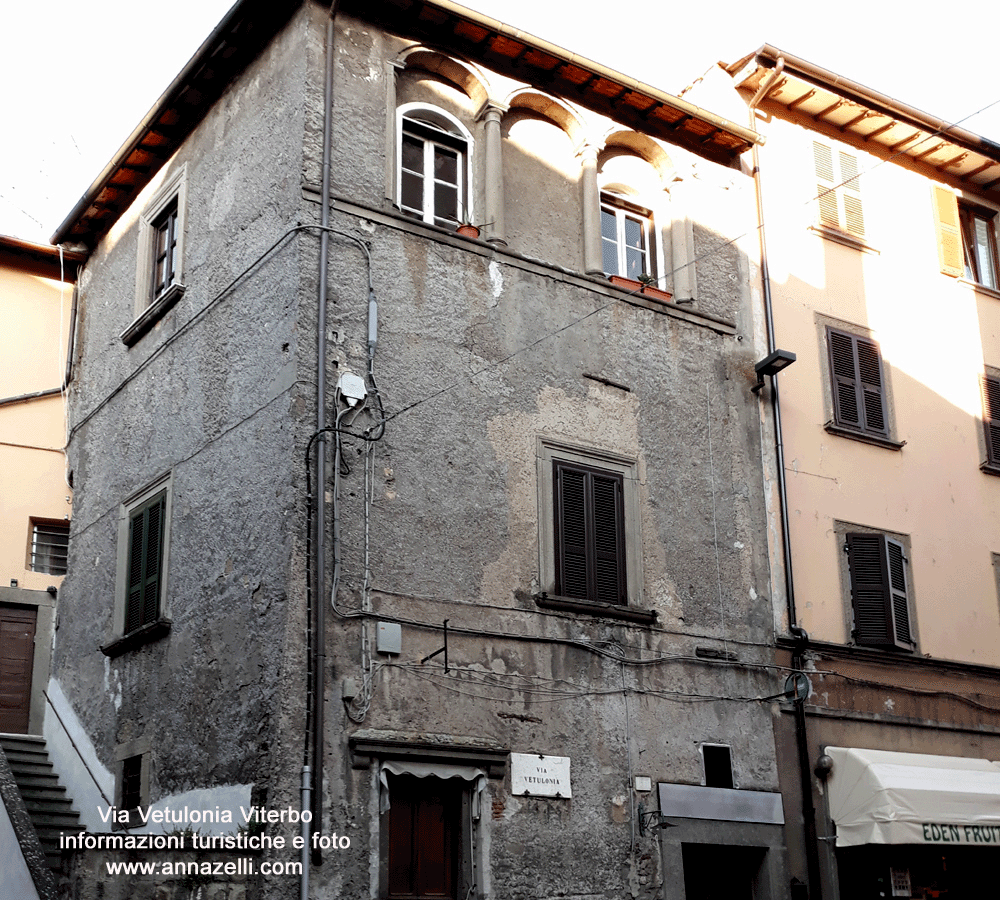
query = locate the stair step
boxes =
[1,735,80,873]
[24,797,76,813]
[6,760,56,778]
[12,773,63,789]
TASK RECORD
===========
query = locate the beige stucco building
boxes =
[0,237,80,736]
[724,46,1000,900]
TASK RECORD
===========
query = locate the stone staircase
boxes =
[0,733,80,871]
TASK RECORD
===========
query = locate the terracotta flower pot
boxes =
[456,224,480,238]
[608,274,672,302]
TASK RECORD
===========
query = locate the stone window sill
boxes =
[121,283,185,347]
[824,421,904,451]
[534,592,657,625]
[809,225,879,255]
[959,278,1000,301]
[101,618,172,658]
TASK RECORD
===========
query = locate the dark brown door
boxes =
[387,775,460,900]
[0,605,37,733]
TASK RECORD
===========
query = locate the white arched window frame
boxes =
[397,103,475,228]
[599,188,666,284]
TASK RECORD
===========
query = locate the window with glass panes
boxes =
[151,201,179,299]
[400,117,466,228]
[30,521,69,575]
[959,203,1000,290]
[601,195,654,281]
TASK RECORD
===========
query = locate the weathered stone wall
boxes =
[54,4,779,899]
[55,8,318,899]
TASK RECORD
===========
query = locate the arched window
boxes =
[397,104,473,228]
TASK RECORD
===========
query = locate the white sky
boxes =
[4,0,999,245]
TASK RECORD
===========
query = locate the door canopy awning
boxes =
[826,747,1000,847]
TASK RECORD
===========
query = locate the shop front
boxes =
[823,747,1000,899]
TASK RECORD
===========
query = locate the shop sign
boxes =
[921,823,1000,844]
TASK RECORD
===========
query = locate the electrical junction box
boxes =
[377,621,401,655]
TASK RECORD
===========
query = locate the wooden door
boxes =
[0,605,37,733]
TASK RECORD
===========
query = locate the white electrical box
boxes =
[377,621,401,655]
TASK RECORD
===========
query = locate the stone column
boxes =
[384,60,405,206]
[482,104,506,246]
[670,181,697,303]
[581,143,603,276]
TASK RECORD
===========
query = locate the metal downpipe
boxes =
[311,1,339,880]
[749,58,823,900]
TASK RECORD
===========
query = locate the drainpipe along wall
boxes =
[748,58,823,900]
[308,1,340,889]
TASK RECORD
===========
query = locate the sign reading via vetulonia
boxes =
[510,753,571,799]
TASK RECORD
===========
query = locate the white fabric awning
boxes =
[378,760,486,814]
[826,747,1000,847]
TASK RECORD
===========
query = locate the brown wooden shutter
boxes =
[554,462,626,605]
[555,465,589,600]
[982,375,1000,467]
[847,533,913,650]
[932,186,964,277]
[886,539,912,647]
[828,328,887,436]
[829,329,861,427]
[592,473,626,605]
[856,337,887,435]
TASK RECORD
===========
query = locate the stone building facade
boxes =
[48,2,790,898]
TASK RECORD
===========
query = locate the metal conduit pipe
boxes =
[748,58,823,900]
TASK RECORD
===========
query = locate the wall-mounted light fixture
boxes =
[637,801,676,836]
[752,349,796,394]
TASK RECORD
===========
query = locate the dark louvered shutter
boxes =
[829,329,861,427]
[124,493,166,634]
[125,509,146,633]
[885,539,912,647]
[592,473,625,604]
[556,466,589,600]
[554,462,626,605]
[829,328,887,437]
[856,337,887,435]
[982,375,1000,467]
[847,533,913,650]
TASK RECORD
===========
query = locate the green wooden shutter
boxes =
[124,493,166,634]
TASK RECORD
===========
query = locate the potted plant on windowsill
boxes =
[454,205,491,239]
[608,272,672,302]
